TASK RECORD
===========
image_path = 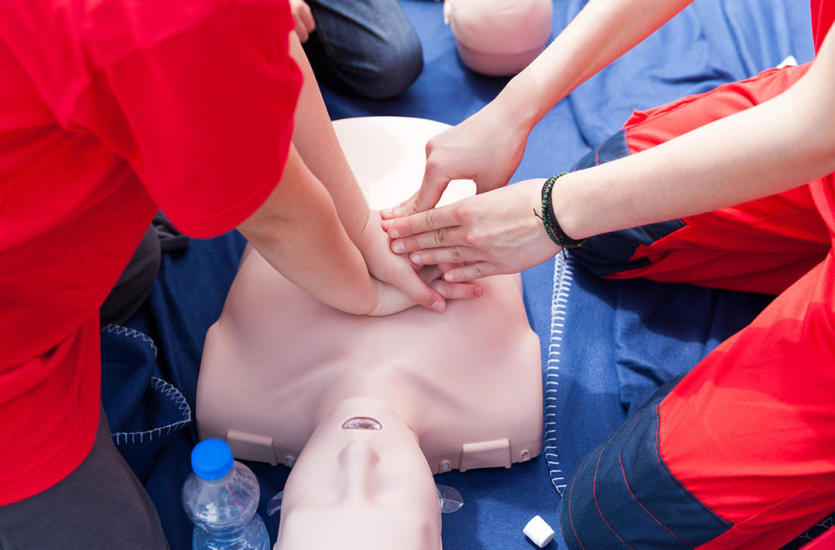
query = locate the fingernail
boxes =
[388,227,399,238]
[381,208,393,218]
[392,241,404,253]
[474,286,483,297]
[430,299,445,312]
[381,219,393,229]
[410,253,423,265]
[444,272,456,282]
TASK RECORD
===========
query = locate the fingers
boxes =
[380,205,457,239]
[368,281,422,317]
[389,226,468,254]
[415,265,443,283]
[293,17,310,42]
[430,279,484,300]
[409,246,481,266]
[393,263,446,312]
[292,0,315,43]
[298,1,315,32]
[438,262,468,273]
[382,148,452,218]
[418,265,483,300]
[381,192,416,220]
[406,162,451,216]
[442,262,497,282]
[407,255,423,272]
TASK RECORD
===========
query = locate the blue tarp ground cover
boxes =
[101,1,818,548]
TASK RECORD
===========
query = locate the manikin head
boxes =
[275,397,442,550]
[445,0,553,76]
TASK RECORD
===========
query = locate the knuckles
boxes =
[449,246,464,263]
[464,228,486,246]
[453,202,477,225]
[433,228,446,246]
[424,208,438,230]
[465,263,486,279]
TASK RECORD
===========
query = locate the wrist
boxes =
[548,171,586,242]
[344,204,372,246]
[353,209,383,271]
[525,178,563,255]
[493,77,542,133]
[541,173,586,248]
[336,271,379,315]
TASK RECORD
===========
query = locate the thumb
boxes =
[393,161,451,218]
[397,264,446,312]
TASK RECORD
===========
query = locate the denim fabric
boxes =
[303,0,423,98]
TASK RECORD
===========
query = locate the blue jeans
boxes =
[304,0,423,99]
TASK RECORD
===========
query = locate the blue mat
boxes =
[101,1,815,548]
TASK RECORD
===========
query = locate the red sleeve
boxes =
[810,0,835,53]
[72,0,302,237]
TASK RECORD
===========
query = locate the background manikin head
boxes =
[445,0,553,76]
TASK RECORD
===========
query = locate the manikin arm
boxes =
[386,0,694,215]
[383,27,835,281]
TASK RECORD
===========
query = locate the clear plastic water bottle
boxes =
[182,439,270,550]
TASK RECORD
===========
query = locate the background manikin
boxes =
[444,0,552,76]
[196,118,543,550]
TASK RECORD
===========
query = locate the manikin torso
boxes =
[195,118,543,550]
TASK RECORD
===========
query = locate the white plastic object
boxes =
[523,515,555,548]
[182,439,270,550]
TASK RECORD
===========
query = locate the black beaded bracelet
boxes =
[538,173,585,249]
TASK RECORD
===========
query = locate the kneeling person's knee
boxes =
[357,29,423,99]
[559,383,732,549]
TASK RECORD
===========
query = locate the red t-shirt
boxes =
[811,0,835,52]
[0,0,301,505]
[809,1,835,239]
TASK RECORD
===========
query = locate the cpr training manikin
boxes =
[196,117,543,550]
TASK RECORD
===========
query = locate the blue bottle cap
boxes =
[191,439,234,480]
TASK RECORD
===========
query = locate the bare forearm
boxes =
[288,33,370,240]
[498,0,693,127]
[555,33,835,240]
[238,146,378,314]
